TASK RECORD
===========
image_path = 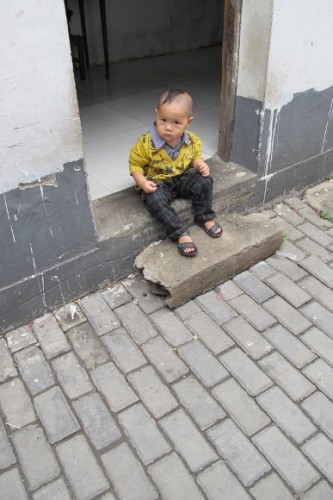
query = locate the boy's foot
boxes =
[177,234,197,257]
[195,220,222,238]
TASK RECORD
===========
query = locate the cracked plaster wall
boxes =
[231,0,333,197]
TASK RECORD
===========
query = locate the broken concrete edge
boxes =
[135,215,284,309]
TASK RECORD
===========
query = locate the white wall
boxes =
[265,0,333,109]
[0,0,83,194]
[237,0,333,109]
[237,0,273,102]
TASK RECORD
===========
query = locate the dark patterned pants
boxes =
[142,168,216,241]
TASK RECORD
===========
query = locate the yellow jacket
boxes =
[129,130,202,182]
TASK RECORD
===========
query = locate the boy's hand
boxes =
[195,160,210,177]
[132,172,158,193]
[142,179,158,193]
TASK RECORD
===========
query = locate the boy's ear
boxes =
[188,116,194,125]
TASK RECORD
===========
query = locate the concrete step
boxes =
[92,156,258,243]
[135,213,284,308]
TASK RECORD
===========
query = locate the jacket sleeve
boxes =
[189,132,203,164]
[129,135,150,176]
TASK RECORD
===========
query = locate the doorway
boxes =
[68,1,224,200]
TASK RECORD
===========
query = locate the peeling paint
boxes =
[18,174,58,190]
[322,97,333,152]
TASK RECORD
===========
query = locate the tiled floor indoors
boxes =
[74,45,222,200]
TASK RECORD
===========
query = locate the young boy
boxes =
[129,88,222,257]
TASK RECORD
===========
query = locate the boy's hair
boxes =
[157,89,193,115]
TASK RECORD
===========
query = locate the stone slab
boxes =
[135,213,283,308]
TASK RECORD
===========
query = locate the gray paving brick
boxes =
[0,378,35,428]
[33,313,70,359]
[160,409,217,472]
[300,301,333,338]
[32,478,71,500]
[148,452,204,500]
[101,282,132,309]
[223,316,272,359]
[5,325,36,354]
[173,375,225,430]
[122,273,165,314]
[174,299,202,320]
[141,335,188,383]
[91,361,138,412]
[150,307,193,346]
[229,295,276,331]
[258,352,315,401]
[253,426,319,494]
[73,393,121,450]
[301,480,333,500]
[34,386,80,444]
[79,291,120,335]
[220,348,273,396]
[178,340,229,387]
[266,254,308,281]
[300,275,333,312]
[256,386,317,445]
[301,391,333,440]
[299,221,333,246]
[127,365,178,418]
[0,468,28,500]
[263,296,312,335]
[14,345,54,395]
[274,203,305,225]
[12,425,59,491]
[284,196,307,210]
[0,338,18,382]
[207,419,270,487]
[0,419,15,470]
[102,442,158,500]
[56,434,109,500]
[264,324,316,368]
[277,239,307,261]
[302,359,333,400]
[185,312,234,355]
[102,328,146,373]
[215,279,243,300]
[195,289,238,324]
[301,327,333,367]
[118,403,171,465]
[233,270,275,303]
[274,215,304,241]
[54,302,86,332]
[67,321,109,370]
[52,352,92,399]
[265,272,311,307]
[115,301,158,344]
[100,494,116,500]
[197,460,251,500]
[213,379,270,436]
[299,255,333,288]
[302,433,333,484]
[297,237,333,263]
[298,205,333,229]
[250,261,276,279]
[249,472,294,500]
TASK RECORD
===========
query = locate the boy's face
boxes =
[155,101,193,148]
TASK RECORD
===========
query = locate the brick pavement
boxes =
[1,195,333,500]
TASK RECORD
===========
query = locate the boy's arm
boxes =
[129,136,157,193]
[190,133,210,177]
